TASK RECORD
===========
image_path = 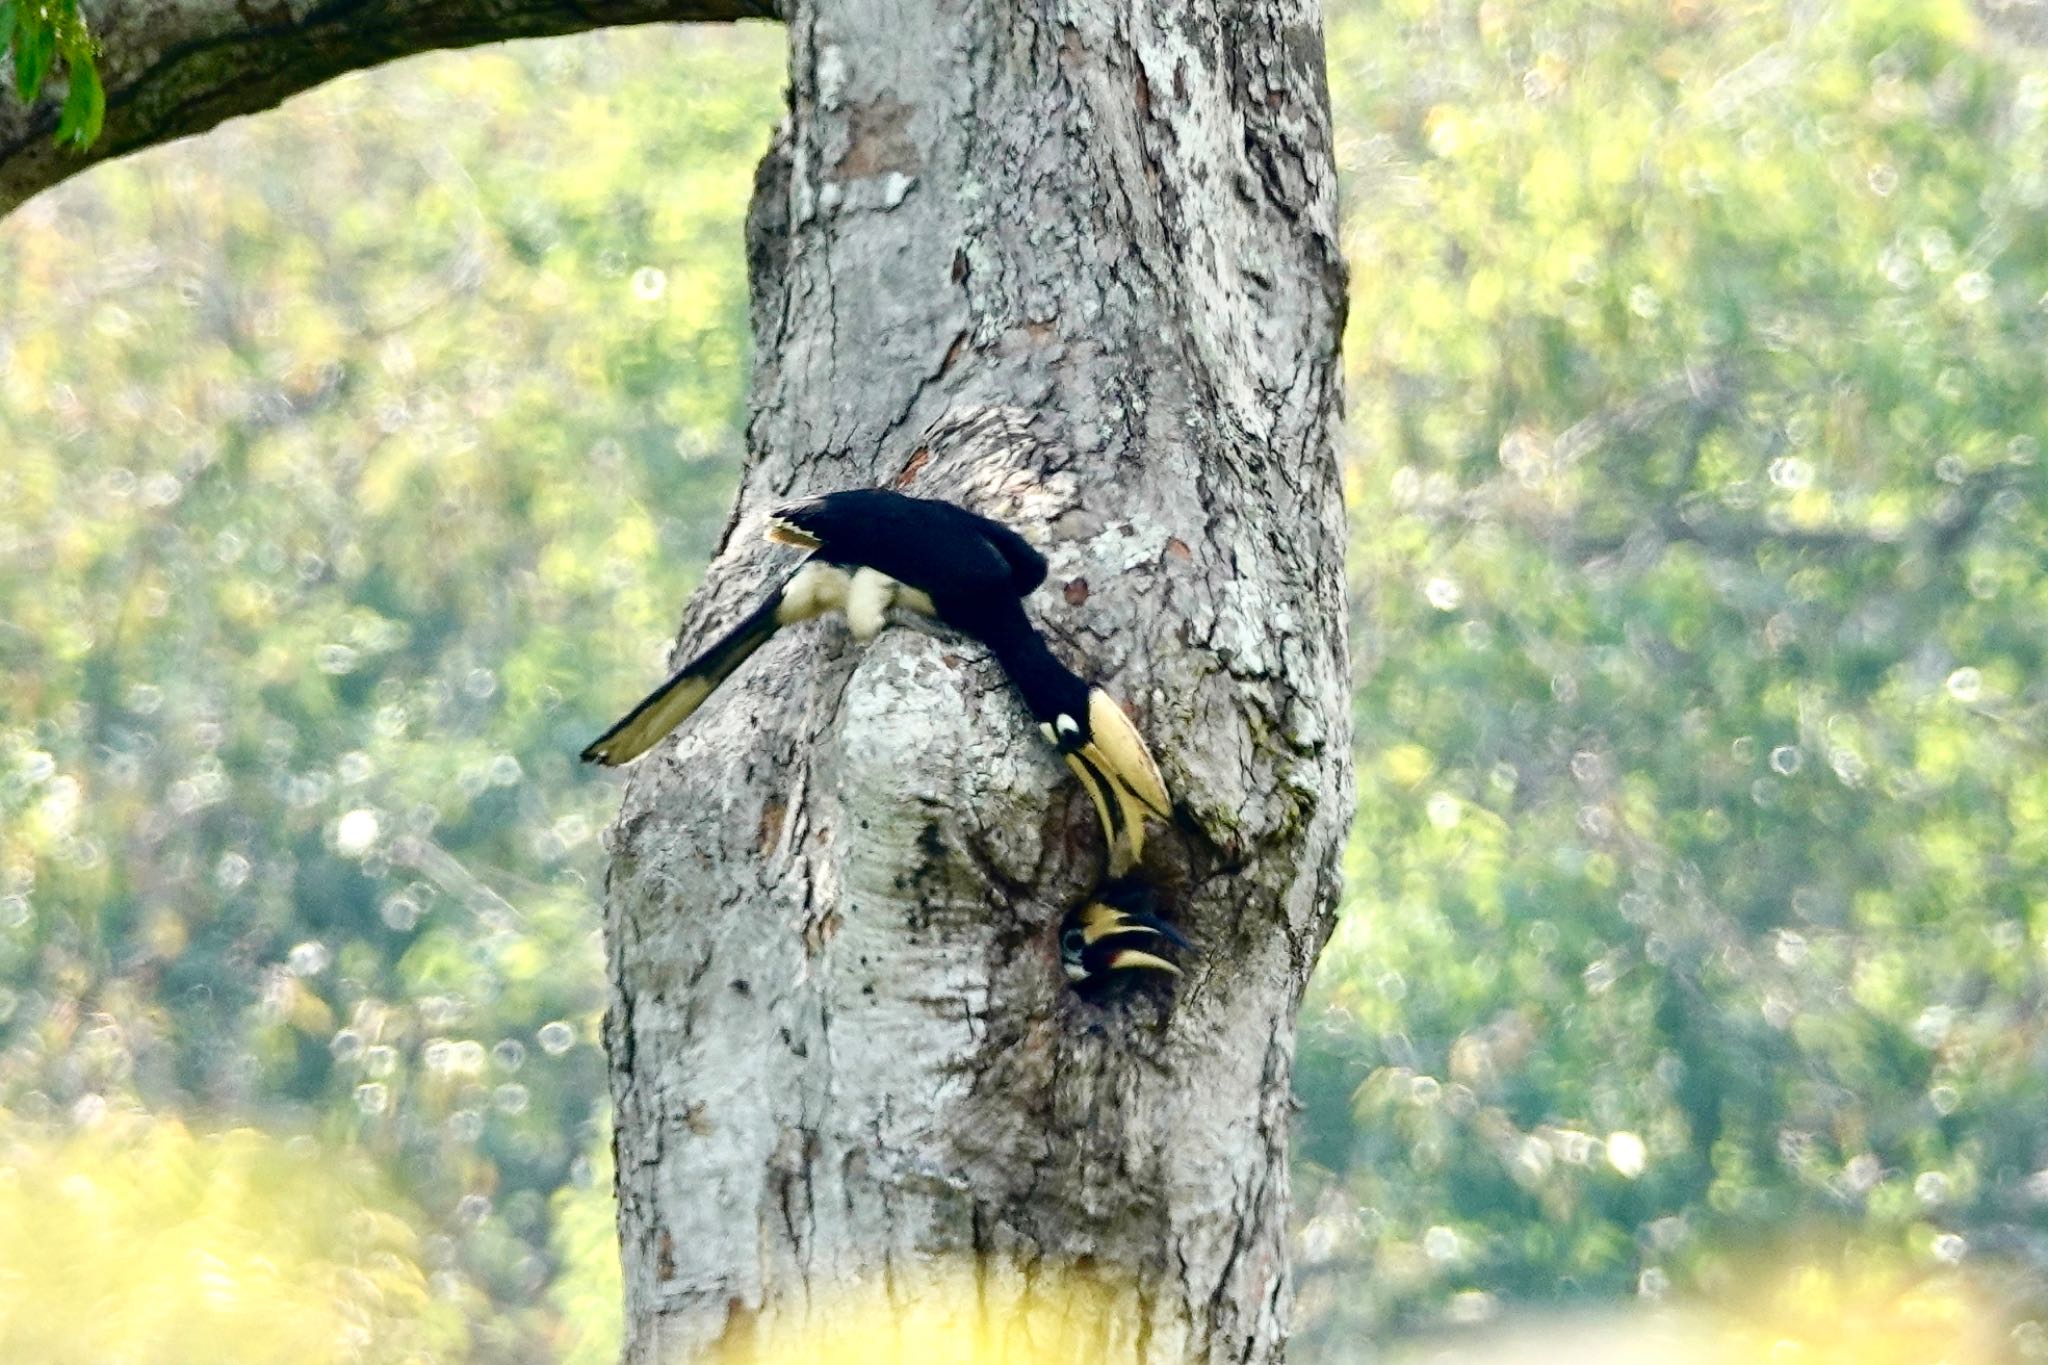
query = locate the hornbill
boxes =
[581,488,1171,868]
[1060,877,1190,986]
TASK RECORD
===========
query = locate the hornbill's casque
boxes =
[1060,877,1190,986]
[581,488,1172,869]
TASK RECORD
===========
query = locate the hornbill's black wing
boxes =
[956,507,1049,595]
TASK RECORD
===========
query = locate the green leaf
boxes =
[13,13,52,104]
[56,52,102,148]
[0,4,18,62]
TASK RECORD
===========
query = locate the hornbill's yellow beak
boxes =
[1105,947,1182,977]
[1062,689,1172,873]
[1061,888,1190,985]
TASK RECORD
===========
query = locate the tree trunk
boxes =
[603,1,1349,1361]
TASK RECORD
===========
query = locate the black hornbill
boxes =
[581,488,1172,867]
[1060,877,1190,985]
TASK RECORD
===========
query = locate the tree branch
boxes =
[0,0,779,217]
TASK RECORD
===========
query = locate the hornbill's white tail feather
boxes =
[580,564,851,766]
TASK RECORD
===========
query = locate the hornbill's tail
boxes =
[580,562,848,766]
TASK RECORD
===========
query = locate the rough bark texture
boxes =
[605,2,1349,1361]
[0,0,776,216]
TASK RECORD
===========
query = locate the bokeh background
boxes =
[4,1,2047,1359]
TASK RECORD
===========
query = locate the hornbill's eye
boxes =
[1060,928,1084,957]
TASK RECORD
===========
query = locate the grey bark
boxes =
[0,0,775,216]
[605,2,1350,1362]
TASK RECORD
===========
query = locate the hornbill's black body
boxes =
[581,488,1171,868]
[1060,877,1190,986]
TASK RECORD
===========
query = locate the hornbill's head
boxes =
[1059,877,1190,985]
[1041,689,1173,872]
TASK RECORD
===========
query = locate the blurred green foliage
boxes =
[1,0,2045,1359]
[0,26,781,1359]
[1297,0,2048,1354]
[0,1112,473,1364]
[1,0,102,148]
